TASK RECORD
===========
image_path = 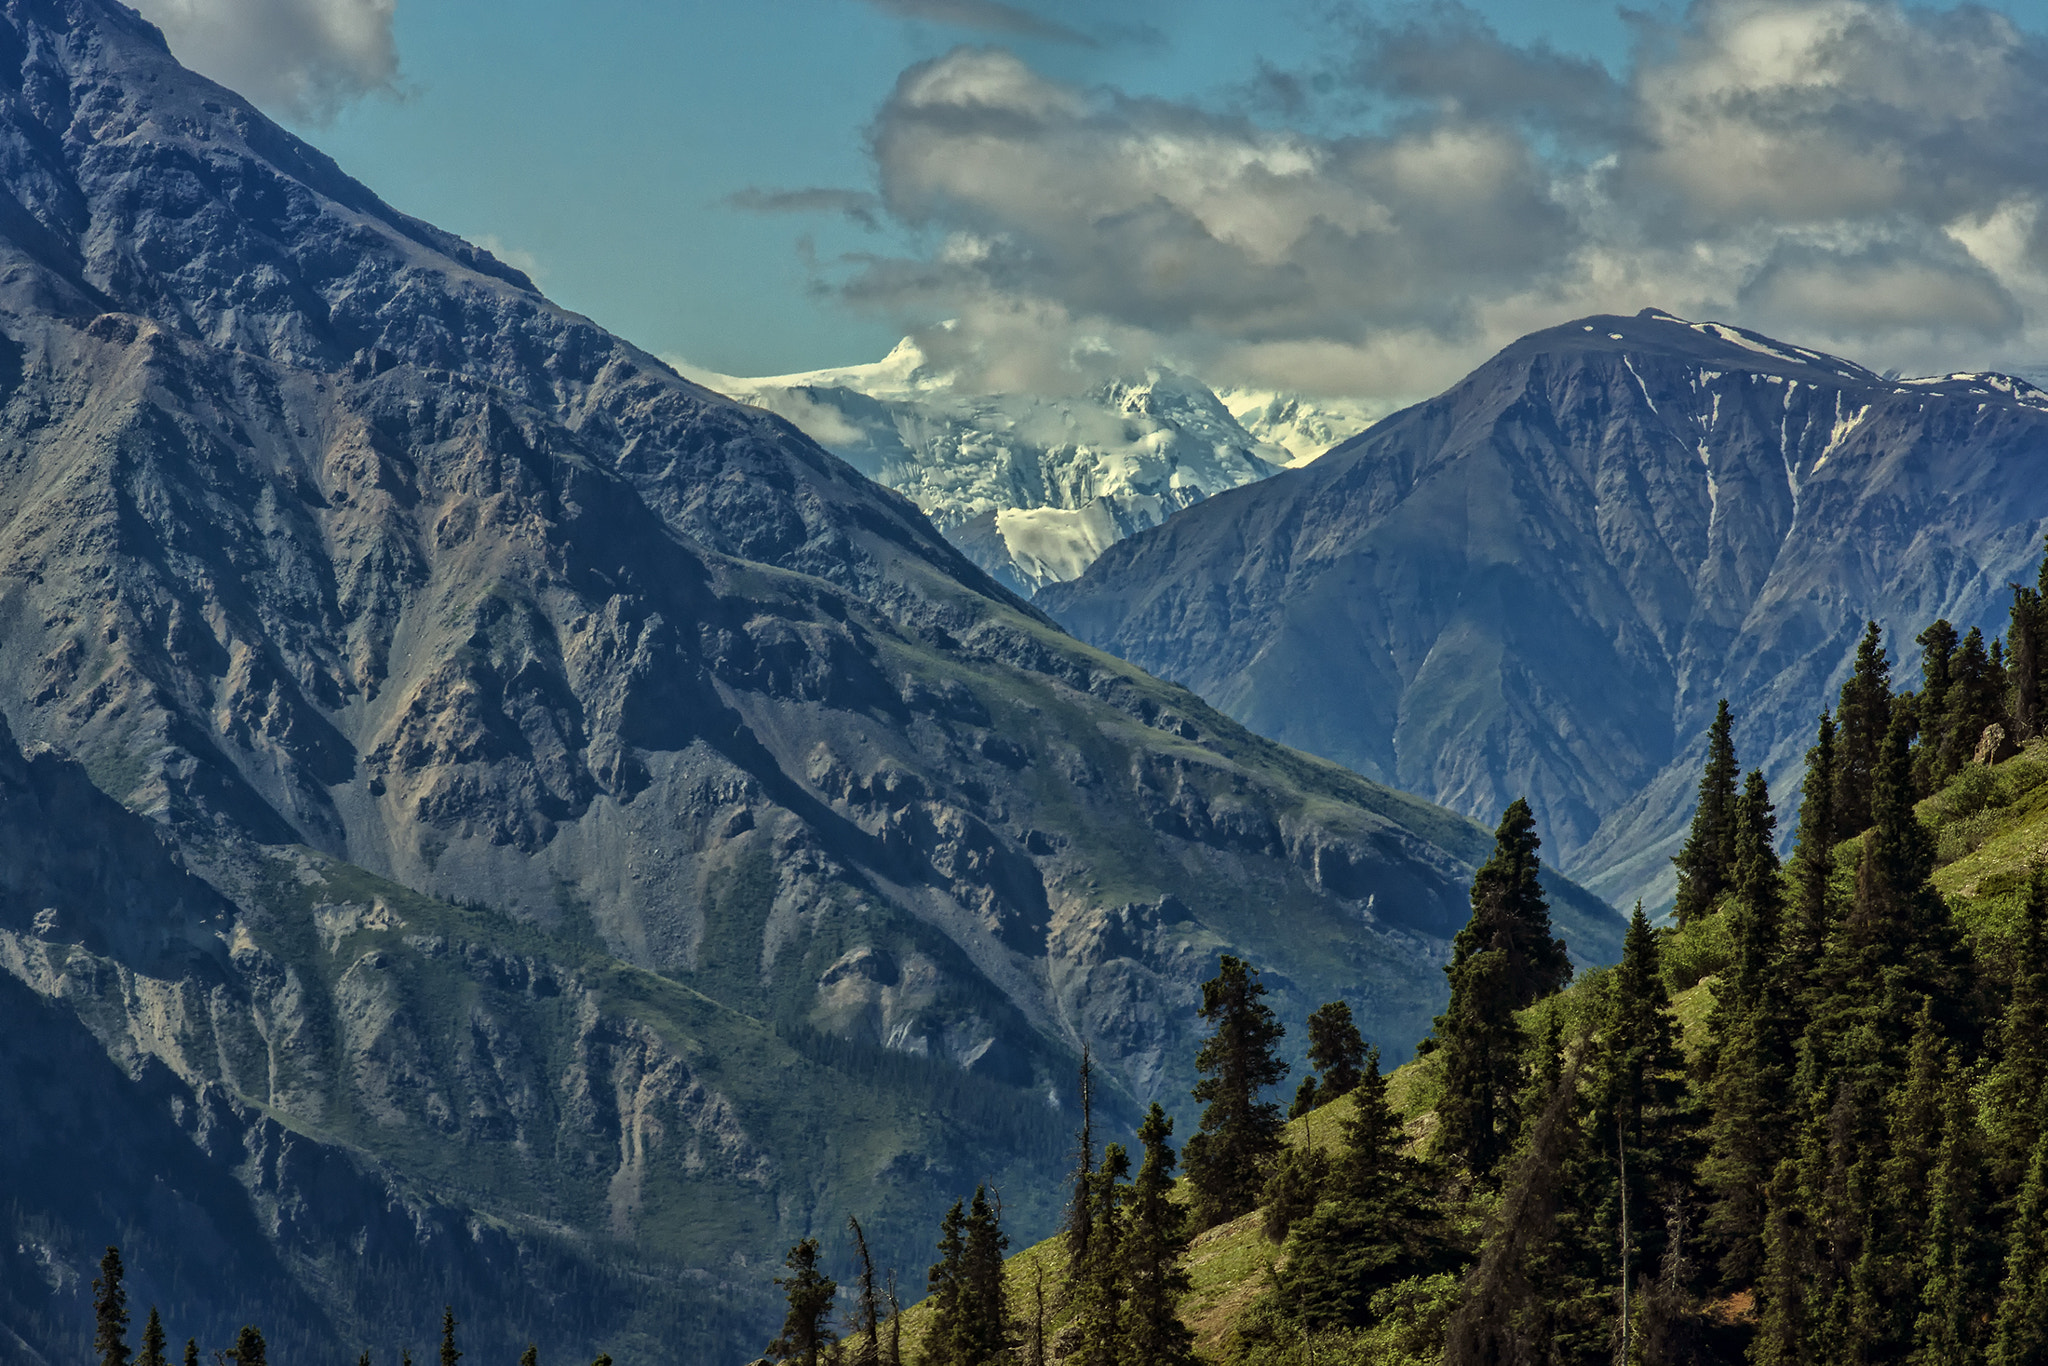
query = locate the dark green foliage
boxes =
[1121,1105,1196,1366]
[94,1246,130,1366]
[2013,582,2045,741]
[1068,1151,1127,1366]
[1674,699,1741,925]
[440,1308,460,1366]
[225,1327,266,1366]
[1788,711,1839,986]
[1436,800,1570,1181]
[519,1349,537,1366]
[1982,870,2048,1184]
[184,1341,199,1366]
[1916,620,1960,794]
[1305,1000,1367,1097]
[1064,1047,1096,1278]
[1833,620,1895,841]
[1991,1124,2048,1366]
[1183,955,1289,1230]
[769,1239,838,1366]
[1258,1143,1325,1244]
[1911,1077,1997,1366]
[1945,627,2010,774]
[959,1188,1012,1366]
[1286,1074,1319,1120]
[136,1308,166,1366]
[1278,1048,1448,1331]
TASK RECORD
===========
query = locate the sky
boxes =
[127,0,2048,402]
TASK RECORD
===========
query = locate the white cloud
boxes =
[132,0,400,124]
[789,0,2048,400]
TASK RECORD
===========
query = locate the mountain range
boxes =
[0,3,1619,1362]
[1042,309,2048,911]
[694,341,1378,596]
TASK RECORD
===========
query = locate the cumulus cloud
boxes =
[132,0,400,124]
[793,0,2048,399]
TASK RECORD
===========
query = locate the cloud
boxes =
[728,187,887,231]
[778,0,2048,399]
[131,0,400,124]
[860,0,1095,46]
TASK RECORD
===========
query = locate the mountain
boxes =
[1040,309,2048,911]
[0,3,1621,1361]
[692,340,1320,595]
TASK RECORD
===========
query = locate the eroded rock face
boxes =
[1044,310,2048,911]
[0,4,1622,1361]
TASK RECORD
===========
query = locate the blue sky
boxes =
[134,0,2048,399]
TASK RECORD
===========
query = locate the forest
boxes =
[81,543,2048,1365]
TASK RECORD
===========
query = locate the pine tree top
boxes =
[1455,799,1570,1006]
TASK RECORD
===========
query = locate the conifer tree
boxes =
[886,1271,902,1366]
[362,1353,375,1366]
[1755,1160,1817,1366]
[1436,799,1570,1181]
[1305,1000,1366,1097]
[1981,869,2048,1184]
[1182,955,1288,1229]
[1070,1151,1127,1366]
[225,1327,266,1366]
[94,1246,130,1366]
[2014,583,2045,740]
[137,1308,166,1366]
[958,1187,1012,1366]
[1833,620,1894,841]
[1286,1074,1320,1120]
[1280,1047,1447,1329]
[926,1204,966,1366]
[1990,1124,2048,1366]
[770,1238,838,1366]
[439,1308,460,1366]
[1846,1005,1950,1360]
[184,1340,198,1366]
[1788,711,1839,989]
[1121,1105,1195,1366]
[1915,620,1961,793]
[1944,627,2007,776]
[1911,1077,1996,1366]
[1673,699,1741,924]
[1064,1047,1095,1278]
[847,1214,880,1366]
[520,1348,538,1366]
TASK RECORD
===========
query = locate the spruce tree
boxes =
[184,1341,199,1366]
[886,1271,902,1366]
[1833,620,1894,841]
[2014,583,2044,740]
[1788,711,1840,990]
[1755,1159,1817,1366]
[1673,699,1741,925]
[1305,1000,1366,1097]
[1436,799,1570,1181]
[1064,1047,1096,1278]
[137,1308,166,1366]
[958,1187,1012,1366]
[1944,627,2006,774]
[225,1328,266,1366]
[1916,620,1961,793]
[1071,1150,1128,1366]
[1981,869,2048,1184]
[1121,1105,1195,1366]
[769,1238,838,1366]
[926,1204,966,1366]
[1287,1074,1320,1119]
[1911,1077,1996,1366]
[1280,1047,1446,1329]
[1990,1124,2048,1366]
[1181,955,1288,1229]
[520,1349,538,1366]
[439,1308,460,1366]
[94,1246,131,1366]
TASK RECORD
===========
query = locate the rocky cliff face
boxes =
[1042,309,2048,911]
[0,3,1622,1360]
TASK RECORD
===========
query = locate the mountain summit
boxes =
[0,3,1620,1360]
[1042,308,2048,910]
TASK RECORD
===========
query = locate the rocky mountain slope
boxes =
[693,342,1360,595]
[0,3,1619,1360]
[1041,310,2048,911]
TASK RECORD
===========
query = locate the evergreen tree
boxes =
[1788,711,1840,991]
[225,1328,266,1366]
[886,1272,902,1366]
[1673,699,1741,925]
[1833,620,1894,841]
[958,1187,1012,1366]
[1258,1142,1325,1244]
[1911,1077,1996,1366]
[1121,1105,1195,1366]
[2014,583,2044,740]
[1585,906,1699,1319]
[1305,1000,1366,1097]
[184,1341,199,1366]
[1915,620,1961,794]
[1280,1047,1447,1329]
[520,1348,538,1366]
[1981,869,2048,1184]
[1946,626,2010,774]
[439,1308,460,1366]
[1286,1073,1319,1120]
[1436,800,1570,1181]
[769,1238,838,1366]
[847,1214,880,1366]
[927,1202,966,1366]
[137,1308,166,1366]
[1990,1124,2048,1366]
[1070,1150,1128,1366]
[1064,1047,1096,1279]
[94,1246,130,1366]
[1755,1160,1817,1366]
[1182,955,1288,1229]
